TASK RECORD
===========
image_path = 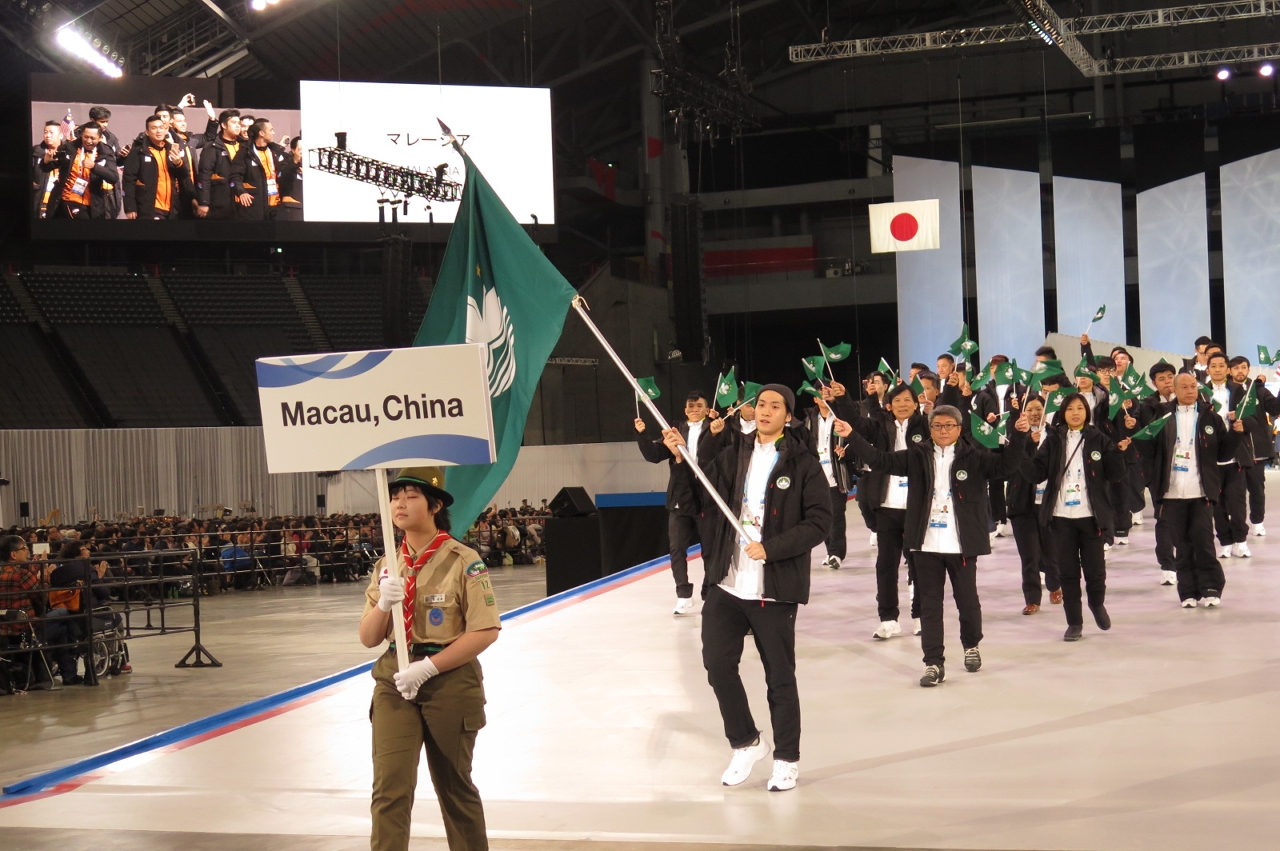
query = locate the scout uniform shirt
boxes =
[362,536,501,647]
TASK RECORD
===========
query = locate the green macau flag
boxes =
[414,142,577,528]
[715,366,739,409]
[635,376,662,400]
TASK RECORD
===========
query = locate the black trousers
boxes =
[1159,498,1225,601]
[1213,464,1249,545]
[1244,461,1267,525]
[825,487,847,558]
[1110,479,1132,536]
[874,507,918,622]
[855,479,878,533]
[701,584,800,762]
[668,512,704,599]
[987,475,1008,525]
[1147,484,1175,570]
[1011,514,1060,605]
[914,552,981,668]
[1050,516,1107,627]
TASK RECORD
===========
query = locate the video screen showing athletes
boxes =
[299,81,554,225]
[29,77,554,227]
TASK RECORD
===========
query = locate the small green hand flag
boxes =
[970,362,994,391]
[909,372,926,398]
[877,357,897,381]
[1129,412,1172,441]
[1044,388,1069,416]
[970,411,1009,449]
[740,381,763,405]
[1011,359,1032,387]
[1031,358,1065,377]
[1120,363,1144,392]
[994,362,1016,387]
[1235,379,1259,421]
[1073,357,1096,380]
[1108,382,1136,420]
[1258,345,1274,367]
[1089,304,1106,324]
[801,356,826,382]
[821,341,852,363]
[798,380,821,398]
[948,323,979,359]
[635,376,661,400]
[715,367,738,409]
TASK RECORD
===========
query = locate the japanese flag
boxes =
[869,200,940,253]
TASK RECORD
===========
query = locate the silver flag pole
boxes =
[569,296,747,538]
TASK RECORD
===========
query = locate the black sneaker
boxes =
[1063,624,1083,642]
[964,647,982,672]
[1090,604,1111,631]
[919,664,946,687]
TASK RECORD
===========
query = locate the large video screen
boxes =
[28,74,554,239]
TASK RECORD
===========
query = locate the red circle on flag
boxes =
[890,213,919,242]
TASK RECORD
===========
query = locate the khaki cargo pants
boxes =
[370,649,488,851]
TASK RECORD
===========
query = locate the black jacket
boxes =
[42,141,117,218]
[637,420,726,516]
[1026,424,1128,532]
[1237,378,1280,461]
[855,410,930,510]
[1006,428,1051,518]
[847,427,1029,557]
[673,428,831,604]
[231,141,295,219]
[196,136,243,213]
[122,141,192,218]
[1200,380,1252,466]
[1141,401,1239,503]
[30,142,60,216]
[800,406,853,493]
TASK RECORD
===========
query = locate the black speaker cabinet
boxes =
[543,515,602,596]
[316,494,327,511]
[549,486,596,518]
[19,501,29,518]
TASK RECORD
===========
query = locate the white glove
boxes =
[393,657,439,700]
[376,576,405,612]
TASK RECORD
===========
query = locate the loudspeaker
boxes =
[549,486,596,518]
[153,508,165,516]
[316,494,327,511]
[19,501,29,518]
[544,515,602,595]
[669,198,706,362]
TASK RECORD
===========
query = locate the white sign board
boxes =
[256,345,496,474]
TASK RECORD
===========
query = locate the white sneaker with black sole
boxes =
[823,555,841,569]
[1252,523,1266,537]
[872,620,901,640]
[1115,535,1129,546]
[1232,542,1251,558]
[1181,598,1198,608]
[721,737,770,786]
[1132,511,1145,526]
[673,597,695,615]
[1160,570,1177,586]
[912,617,921,636]
[1203,596,1221,607]
[1218,544,1232,560]
[767,759,799,791]
[996,521,1012,538]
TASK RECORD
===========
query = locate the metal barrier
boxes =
[461,517,547,566]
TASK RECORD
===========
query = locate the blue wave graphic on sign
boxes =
[256,351,394,388]
[344,435,493,469]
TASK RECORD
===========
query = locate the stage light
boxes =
[1261,63,1276,77]
[1216,66,1232,80]
[55,27,124,77]
[250,0,267,10]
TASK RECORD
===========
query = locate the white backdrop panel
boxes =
[893,156,964,367]
[1052,176,1127,343]
[971,165,1045,360]
[1136,174,1210,354]
[1221,148,1280,356]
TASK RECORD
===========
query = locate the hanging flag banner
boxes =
[870,199,941,253]
[256,344,497,473]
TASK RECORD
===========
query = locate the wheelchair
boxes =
[85,606,130,679]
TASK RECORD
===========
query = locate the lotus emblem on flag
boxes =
[466,286,517,397]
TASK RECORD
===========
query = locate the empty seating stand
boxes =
[300,276,430,352]
[0,278,88,427]
[21,271,218,428]
[163,275,314,426]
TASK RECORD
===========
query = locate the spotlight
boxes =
[1216,67,1232,81]
[250,0,267,9]
[1261,63,1276,77]
[55,27,124,77]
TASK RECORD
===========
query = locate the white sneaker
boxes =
[996,521,1012,538]
[869,533,878,549]
[1181,598,1198,608]
[1132,511,1145,526]
[908,581,915,602]
[989,530,998,546]
[1115,536,1129,546]
[1160,570,1177,586]
[1203,596,1221,608]
[1218,545,1232,559]
[823,554,841,569]
[767,759,799,792]
[1104,543,1112,551]
[1232,542,1251,558]
[673,597,695,615]
[912,617,921,636]
[721,737,769,786]
[872,620,901,640]
[1252,523,1266,537]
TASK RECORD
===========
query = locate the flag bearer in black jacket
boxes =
[662,385,831,793]
[858,381,930,640]
[1202,352,1251,559]
[1229,356,1280,537]
[1026,393,1131,641]
[1137,362,1181,586]
[1006,395,1062,615]
[839,404,1031,688]
[1141,373,1242,608]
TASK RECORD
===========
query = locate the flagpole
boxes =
[571,297,748,539]
[374,468,410,674]
[817,338,836,383]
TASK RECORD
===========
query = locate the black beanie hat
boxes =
[758,383,795,414]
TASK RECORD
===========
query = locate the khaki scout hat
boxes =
[388,466,454,506]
